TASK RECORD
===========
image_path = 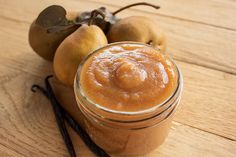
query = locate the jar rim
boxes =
[74,42,183,117]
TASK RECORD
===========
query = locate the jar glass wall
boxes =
[74,42,183,156]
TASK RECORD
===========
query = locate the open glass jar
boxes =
[74,42,183,156]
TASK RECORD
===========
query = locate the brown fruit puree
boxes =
[80,43,177,112]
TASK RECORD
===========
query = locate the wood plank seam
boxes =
[173,57,236,75]
[173,121,236,142]
[84,0,236,31]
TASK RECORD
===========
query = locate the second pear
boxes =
[107,16,166,53]
[53,24,108,87]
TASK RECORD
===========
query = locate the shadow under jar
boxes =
[74,42,183,156]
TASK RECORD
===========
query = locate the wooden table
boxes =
[1,0,236,156]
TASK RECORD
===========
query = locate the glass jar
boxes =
[74,42,183,156]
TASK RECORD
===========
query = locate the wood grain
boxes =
[175,61,236,140]
[86,0,236,30]
[0,65,235,157]
[0,0,236,136]
[1,16,236,140]
[1,9,236,139]
[150,122,236,157]
[1,0,236,156]
[0,143,25,157]
[1,0,236,74]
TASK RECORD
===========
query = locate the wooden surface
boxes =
[0,0,236,156]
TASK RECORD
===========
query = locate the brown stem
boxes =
[47,24,77,33]
[112,2,160,15]
[88,9,106,26]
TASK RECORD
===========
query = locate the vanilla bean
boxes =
[62,107,110,157]
[44,76,77,157]
[31,84,48,97]
[45,76,110,157]
[31,75,110,157]
[31,81,76,157]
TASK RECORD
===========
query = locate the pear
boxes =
[107,16,166,53]
[29,18,78,61]
[29,5,80,61]
[53,24,108,87]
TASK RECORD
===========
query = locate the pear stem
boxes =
[112,2,160,15]
[88,9,106,26]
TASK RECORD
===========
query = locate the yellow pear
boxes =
[53,24,108,87]
[107,16,166,53]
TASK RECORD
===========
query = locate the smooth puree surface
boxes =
[80,43,178,112]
